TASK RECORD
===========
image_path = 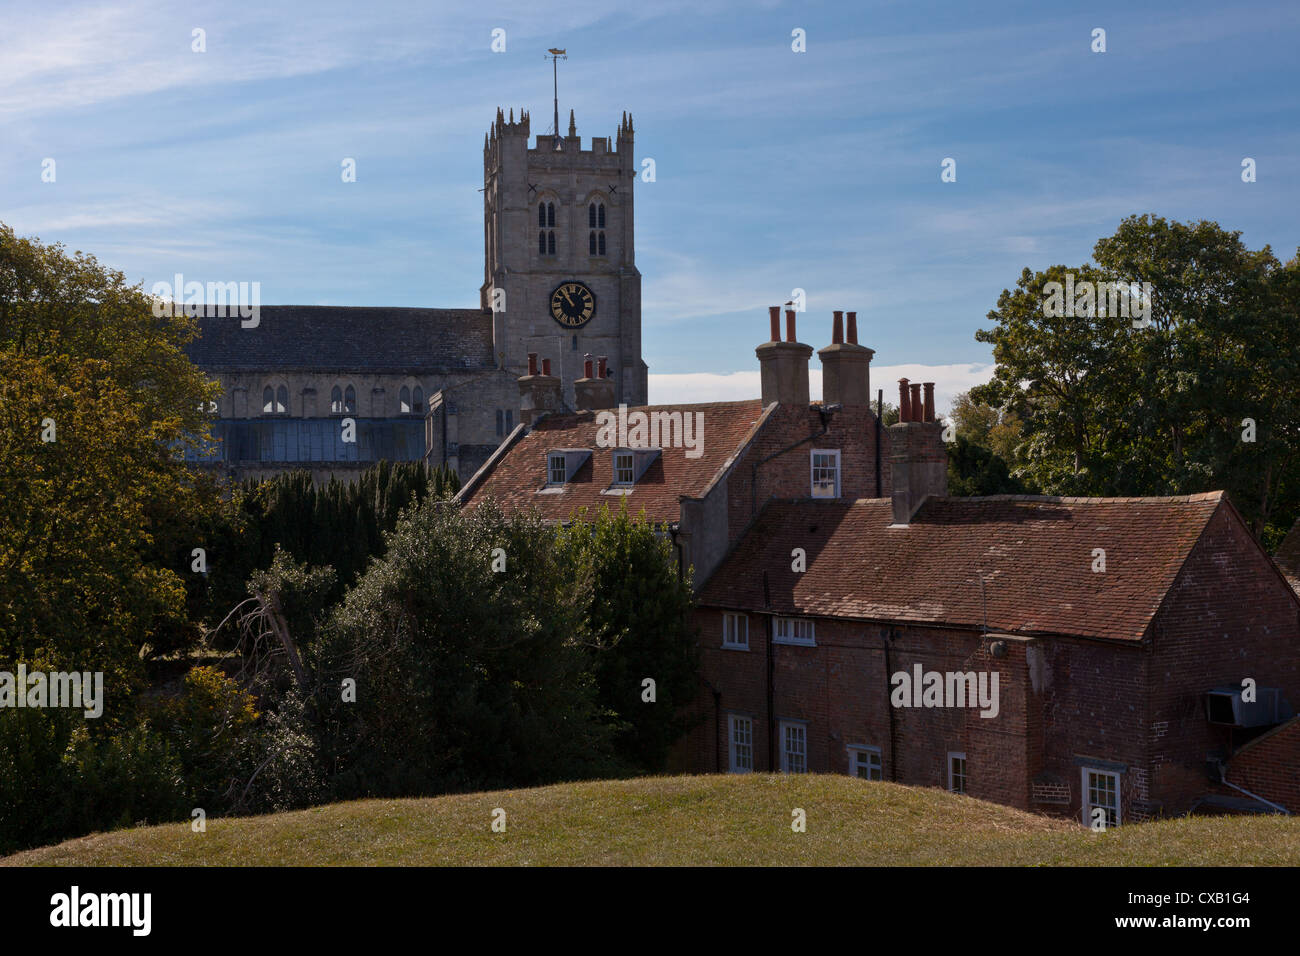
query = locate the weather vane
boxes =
[545,47,567,150]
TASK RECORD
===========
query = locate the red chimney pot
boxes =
[846,311,858,345]
[542,358,552,376]
[898,378,911,422]
[527,352,538,376]
[768,306,780,342]
[923,382,936,423]
[785,309,796,343]
[597,355,608,378]
[910,383,922,421]
[583,353,593,379]
[832,310,844,345]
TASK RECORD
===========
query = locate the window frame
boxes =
[848,745,882,781]
[722,612,749,650]
[728,714,754,774]
[810,448,841,498]
[779,720,808,774]
[547,452,568,486]
[948,752,968,794]
[612,449,636,486]
[773,616,816,647]
[1081,767,1121,827]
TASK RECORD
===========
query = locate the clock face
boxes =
[549,281,596,329]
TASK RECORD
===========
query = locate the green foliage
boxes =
[152,665,261,809]
[0,224,224,687]
[203,461,459,625]
[0,706,187,854]
[556,503,699,771]
[975,215,1300,537]
[946,391,1032,496]
[947,434,1028,496]
[314,499,615,798]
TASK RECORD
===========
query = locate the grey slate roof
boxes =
[185,306,494,372]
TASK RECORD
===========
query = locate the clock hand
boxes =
[562,289,575,306]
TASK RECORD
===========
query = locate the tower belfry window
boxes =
[588,202,606,256]
[538,201,556,256]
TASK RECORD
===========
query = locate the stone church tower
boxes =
[480,107,648,407]
[185,103,649,487]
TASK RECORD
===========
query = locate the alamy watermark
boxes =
[890,664,999,719]
[595,403,704,459]
[1042,273,1154,328]
[0,665,104,718]
[151,273,261,328]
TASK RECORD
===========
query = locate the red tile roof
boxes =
[458,400,770,524]
[698,492,1228,642]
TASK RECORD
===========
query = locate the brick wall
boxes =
[1224,717,1300,812]
[684,610,1034,808]
[722,404,890,546]
[1148,502,1300,814]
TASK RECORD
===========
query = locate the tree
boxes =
[946,391,1030,495]
[0,224,223,693]
[313,499,614,798]
[974,216,1300,537]
[557,503,699,771]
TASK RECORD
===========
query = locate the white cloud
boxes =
[649,362,993,415]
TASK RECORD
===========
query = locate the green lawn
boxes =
[5,774,1297,866]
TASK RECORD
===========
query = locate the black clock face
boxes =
[549,281,596,328]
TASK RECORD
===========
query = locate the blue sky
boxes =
[3,0,1298,410]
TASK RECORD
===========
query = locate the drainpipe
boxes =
[1218,765,1291,814]
[875,388,883,498]
[764,569,775,772]
[879,625,898,781]
[700,676,723,773]
[667,524,683,581]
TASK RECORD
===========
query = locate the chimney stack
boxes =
[518,354,566,425]
[819,310,874,406]
[575,352,617,411]
[889,380,947,524]
[756,307,813,407]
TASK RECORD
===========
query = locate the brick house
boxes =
[456,304,1299,823]
[457,308,900,585]
[684,478,1300,824]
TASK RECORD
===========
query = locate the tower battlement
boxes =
[479,104,647,408]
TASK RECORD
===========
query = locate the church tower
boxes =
[480,106,648,407]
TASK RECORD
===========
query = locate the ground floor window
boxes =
[849,746,882,781]
[780,721,808,774]
[1082,768,1120,828]
[728,714,753,773]
[948,752,967,794]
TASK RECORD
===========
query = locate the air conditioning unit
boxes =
[1205,686,1293,727]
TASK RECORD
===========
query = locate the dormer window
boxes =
[608,448,659,489]
[543,448,592,488]
[613,450,635,485]
[548,453,567,485]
